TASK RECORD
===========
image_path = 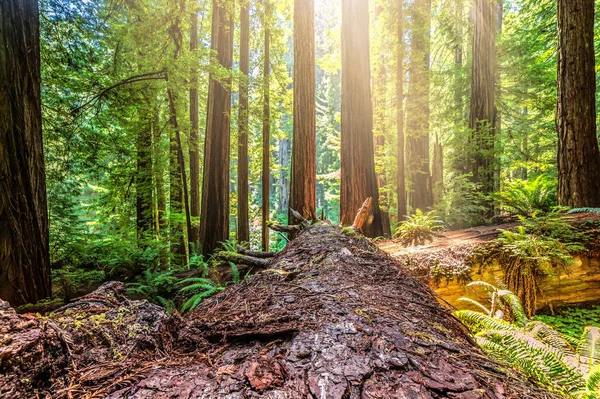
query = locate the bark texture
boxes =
[237,0,250,243]
[262,6,271,251]
[0,226,561,399]
[0,0,51,306]
[397,0,407,221]
[340,0,383,238]
[189,9,201,245]
[289,0,317,224]
[469,0,497,203]
[199,0,234,255]
[405,0,433,211]
[556,0,600,207]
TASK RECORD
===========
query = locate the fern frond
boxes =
[578,327,600,368]
[456,298,491,315]
[453,310,516,333]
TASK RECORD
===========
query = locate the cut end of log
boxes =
[351,197,373,232]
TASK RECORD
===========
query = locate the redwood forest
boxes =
[3,0,600,397]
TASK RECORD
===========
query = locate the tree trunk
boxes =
[432,134,443,204]
[278,138,290,215]
[0,0,51,306]
[556,0,600,207]
[261,4,271,251]
[168,84,192,263]
[469,0,497,208]
[397,0,407,221]
[237,0,250,244]
[406,0,433,211]
[152,108,168,265]
[199,0,234,255]
[0,227,562,399]
[189,9,200,245]
[340,0,383,238]
[136,110,154,243]
[289,0,317,224]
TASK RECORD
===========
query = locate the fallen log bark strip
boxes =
[0,224,560,398]
[215,251,270,268]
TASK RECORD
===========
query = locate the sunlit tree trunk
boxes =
[432,134,443,204]
[373,4,391,237]
[199,0,234,255]
[406,0,432,211]
[237,0,250,244]
[397,0,407,221]
[340,0,383,237]
[189,9,200,245]
[289,0,317,224]
[152,108,168,265]
[469,0,497,208]
[0,0,51,305]
[261,3,271,251]
[556,0,600,207]
[278,138,290,215]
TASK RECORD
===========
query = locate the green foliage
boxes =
[393,209,444,247]
[496,176,557,217]
[455,282,600,396]
[536,306,600,341]
[433,174,489,229]
[178,277,225,313]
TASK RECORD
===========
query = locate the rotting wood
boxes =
[351,197,373,232]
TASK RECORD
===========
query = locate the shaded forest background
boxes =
[36,0,600,301]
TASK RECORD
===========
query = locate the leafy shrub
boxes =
[455,282,600,397]
[433,173,488,228]
[394,209,444,247]
[495,175,557,217]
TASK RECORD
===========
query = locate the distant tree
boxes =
[237,0,250,243]
[470,0,498,210]
[261,1,271,251]
[136,105,154,242]
[556,0,600,207]
[199,0,234,255]
[396,0,407,221]
[340,0,383,237]
[0,0,51,305]
[406,0,432,211]
[189,7,200,245]
[289,0,317,224]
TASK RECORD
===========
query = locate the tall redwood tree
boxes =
[396,0,407,221]
[189,8,200,245]
[405,0,432,211]
[340,0,383,237]
[199,0,234,255]
[556,0,600,207]
[289,0,316,224]
[237,0,250,243]
[0,0,51,305]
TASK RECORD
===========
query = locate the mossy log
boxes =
[0,223,559,398]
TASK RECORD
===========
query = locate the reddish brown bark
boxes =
[340,0,383,238]
[289,0,317,224]
[261,3,271,251]
[199,0,234,255]
[469,0,497,204]
[0,0,51,306]
[189,9,200,245]
[397,0,407,221]
[556,0,600,207]
[237,0,250,243]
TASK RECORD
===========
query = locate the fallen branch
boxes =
[215,251,270,268]
[267,221,300,235]
[236,245,276,259]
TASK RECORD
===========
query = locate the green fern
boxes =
[393,209,444,246]
[495,175,557,217]
[178,277,225,313]
[568,208,600,215]
[578,327,600,368]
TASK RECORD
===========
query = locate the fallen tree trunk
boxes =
[1,223,558,398]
